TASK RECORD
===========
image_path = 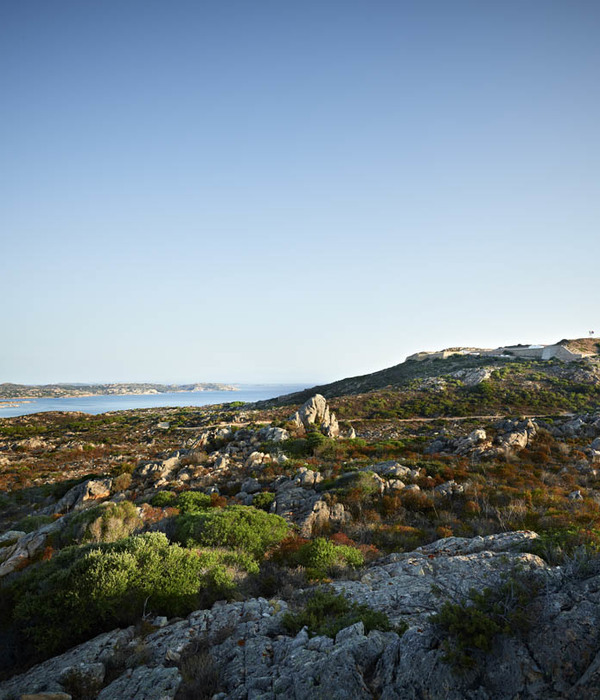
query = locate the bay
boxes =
[0,384,308,418]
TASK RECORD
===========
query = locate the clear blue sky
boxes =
[1,1,599,385]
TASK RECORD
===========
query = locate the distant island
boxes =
[0,382,238,400]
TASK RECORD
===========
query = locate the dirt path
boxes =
[345,413,574,423]
[174,420,272,431]
[174,413,574,431]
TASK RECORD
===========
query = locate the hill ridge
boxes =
[263,337,600,409]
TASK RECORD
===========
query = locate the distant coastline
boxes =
[0,384,306,419]
[0,382,239,401]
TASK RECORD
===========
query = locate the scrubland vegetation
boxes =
[1,353,600,686]
[332,361,600,418]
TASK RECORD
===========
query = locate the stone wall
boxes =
[541,344,585,361]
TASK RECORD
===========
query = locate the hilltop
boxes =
[264,337,600,420]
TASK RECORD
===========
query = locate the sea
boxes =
[0,384,308,419]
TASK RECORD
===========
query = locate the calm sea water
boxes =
[0,384,308,418]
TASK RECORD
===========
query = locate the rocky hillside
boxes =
[562,337,600,355]
[1,370,600,697]
[265,338,600,419]
[4,530,599,700]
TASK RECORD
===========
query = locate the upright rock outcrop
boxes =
[290,394,339,438]
[271,472,349,537]
[0,523,60,578]
[50,478,113,515]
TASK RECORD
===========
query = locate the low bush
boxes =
[527,526,600,566]
[268,535,310,563]
[149,490,213,513]
[150,490,177,507]
[283,588,392,638]
[60,664,104,699]
[58,501,142,546]
[269,535,365,579]
[3,533,211,661]
[372,525,429,553]
[306,428,330,452]
[176,491,212,514]
[175,505,289,559]
[112,460,136,476]
[160,546,262,610]
[295,537,364,579]
[112,472,132,492]
[280,437,310,457]
[431,572,539,671]
[176,637,222,700]
[14,514,54,533]
[244,560,309,599]
[252,491,275,512]
[324,471,381,498]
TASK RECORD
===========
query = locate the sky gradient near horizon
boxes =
[2,1,599,385]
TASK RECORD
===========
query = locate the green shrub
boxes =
[431,573,538,671]
[252,492,275,512]
[112,460,136,476]
[283,588,392,638]
[5,533,209,659]
[527,527,600,566]
[0,425,46,438]
[306,428,328,451]
[60,665,104,699]
[194,547,260,602]
[175,505,289,559]
[150,490,177,507]
[177,637,222,700]
[295,537,364,579]
[112,472,132,492]
[59,501,142,545]
[14,514,54,533]
[280,438,310,457]
[326,471,381,497]
[176,491,212,514]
